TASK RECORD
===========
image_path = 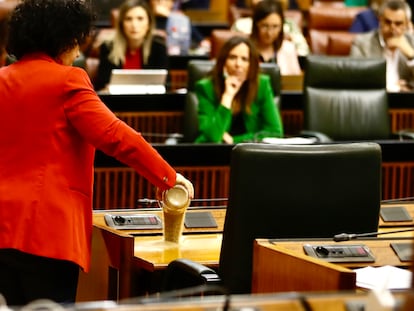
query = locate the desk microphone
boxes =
[333,227,414,242]
[381,196,414,203]
[137,197,228,207]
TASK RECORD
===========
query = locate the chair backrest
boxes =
[309,30,356,55]
[210,30,245,59]
[308,6,366,55]
[219,142,382,294]
[182,60,281,142]
[303,55,391,140]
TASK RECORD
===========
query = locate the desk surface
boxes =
[133,234,222,271]
[261,238,413,269]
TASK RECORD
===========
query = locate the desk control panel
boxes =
[303,244,375,263]
[104,213,162,230]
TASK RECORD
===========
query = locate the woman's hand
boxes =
[156,173,194,201]
[224,75,243,97]
[174,173,194,199]
[221,75,243,109]
[222,132,234,144]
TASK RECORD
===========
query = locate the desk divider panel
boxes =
[252,240,356,293]
[93,166,230,210]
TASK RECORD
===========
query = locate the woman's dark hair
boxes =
[7,0,95,59]
[251,0,285,53]
[212,35,259,114]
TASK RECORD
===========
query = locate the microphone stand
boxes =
[137,197,228,208]
[333,227,414,242]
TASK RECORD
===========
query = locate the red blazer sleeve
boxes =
[63,67,176,190]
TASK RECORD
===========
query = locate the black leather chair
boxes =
[180,60,282,143]
[302,55,414,142]
[162,142,382,294]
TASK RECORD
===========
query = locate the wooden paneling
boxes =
[389,109,414,132]
[115,111,183,143]
[169,69,188,91]
[94,162,413,210]
[382,162,414,200]
[93,166,230,210]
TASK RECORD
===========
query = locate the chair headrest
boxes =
[304,55,386,89]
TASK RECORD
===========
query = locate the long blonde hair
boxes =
[108,0,154,66]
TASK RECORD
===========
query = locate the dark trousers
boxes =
[0,249,79,307]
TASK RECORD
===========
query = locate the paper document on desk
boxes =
[261,137,317,144]
[355,265,412,290]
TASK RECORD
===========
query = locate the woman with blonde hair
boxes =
[94,0,168,91]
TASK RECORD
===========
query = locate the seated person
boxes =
[150,0,208,53]
[345,0,369,6]
[94,0,168,91]
[350,0,414,91]
[232,0,309,57]
[194,36,284,144]
[250,0,302,74]
[349,0,383,33]
[178,0,210,9]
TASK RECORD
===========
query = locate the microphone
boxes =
[381,196,414,204]
[137,197,228,208]
[333,227,414,242]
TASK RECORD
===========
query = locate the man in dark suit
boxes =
[350,0,414,91]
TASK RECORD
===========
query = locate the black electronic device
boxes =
[380,206,413,222]
[303,244,375,263]
[184,211,218,228]
[390,242,413,262]
[104,213,162,230]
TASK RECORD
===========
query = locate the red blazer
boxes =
[0,53,176,271]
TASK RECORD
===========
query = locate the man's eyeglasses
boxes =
[381,17,405,27]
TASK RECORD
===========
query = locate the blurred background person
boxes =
[94,0,168,91]
[350,0,384,32]
[232,0,309,58]
[350,0,414,91]
[194,36,283,144]
[0,0,193,306]
[178,0,210,9]
[150,0,209,54]
[250,0,302,74]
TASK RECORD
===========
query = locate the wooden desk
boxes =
[76,208,224,302]
[252,238,413,294]
[77,204,414,301]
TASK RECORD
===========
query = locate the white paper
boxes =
[354,265,412,290]
[261,137,317,145]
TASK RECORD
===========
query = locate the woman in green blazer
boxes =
[194,36,283,143]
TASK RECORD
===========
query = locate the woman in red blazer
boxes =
[0,0,193,306]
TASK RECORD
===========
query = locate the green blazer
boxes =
[195,74,284,143]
